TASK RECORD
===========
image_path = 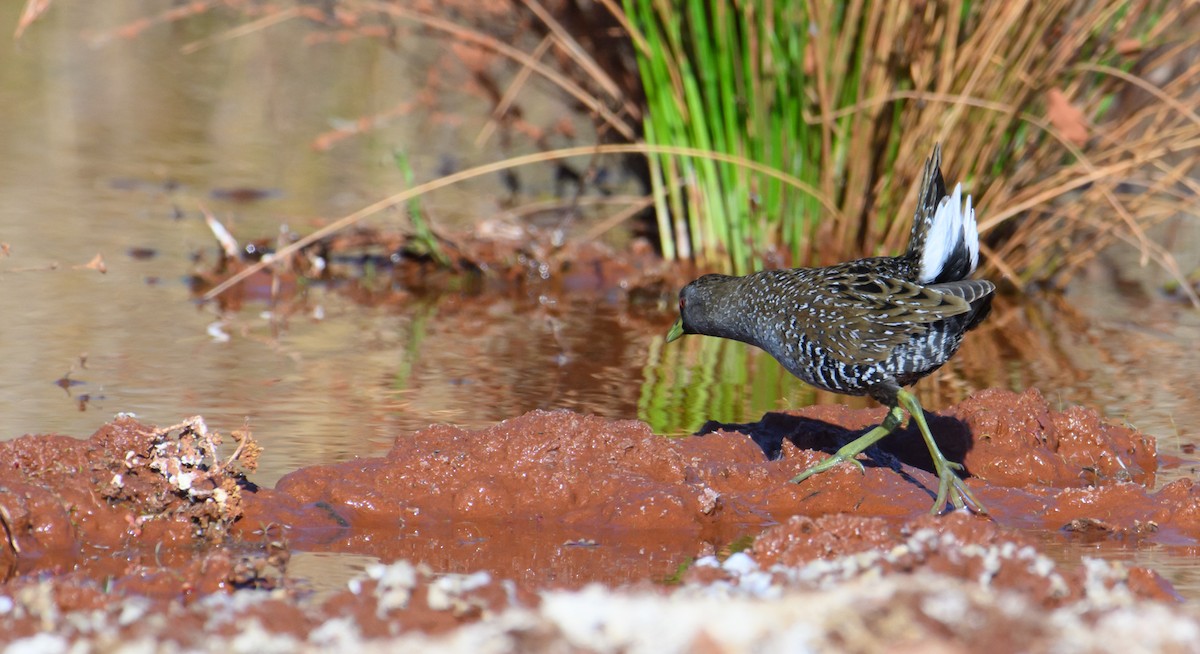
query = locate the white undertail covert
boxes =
[917,183,979,284]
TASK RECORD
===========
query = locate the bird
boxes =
[665,144,993,515]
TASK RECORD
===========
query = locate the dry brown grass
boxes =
[794,1,1200,300]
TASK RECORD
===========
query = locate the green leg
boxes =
[790,405,905,484]
[896,389,988,515]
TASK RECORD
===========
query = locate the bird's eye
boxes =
[679,297,686,311]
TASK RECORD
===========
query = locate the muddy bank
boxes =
[2,389,1199,649]
[251,387,1174,552]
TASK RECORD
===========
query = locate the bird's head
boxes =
[666,274,738,342]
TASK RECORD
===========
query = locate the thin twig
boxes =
[180,6,300,55]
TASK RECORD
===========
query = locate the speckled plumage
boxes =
[667,144,993,514]
[673,262,993,406]
[672,145,992,405]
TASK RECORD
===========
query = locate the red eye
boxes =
[679,298,686,311]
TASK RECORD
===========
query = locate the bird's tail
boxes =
[904,144,981,284]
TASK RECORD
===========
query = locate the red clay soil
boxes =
[2,388,1199,650]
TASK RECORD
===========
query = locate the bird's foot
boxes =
[894,388,989,516]
[930,459,988,516]
[789,449,865,484]
[790,407,904,486]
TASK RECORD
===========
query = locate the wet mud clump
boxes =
[4,390,1200,650]
[0,416,280,595]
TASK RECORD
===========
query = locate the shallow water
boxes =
[3,2,1200,599]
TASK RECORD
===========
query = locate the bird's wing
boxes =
[799,272,973,365]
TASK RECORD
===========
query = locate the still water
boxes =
[2,2,1199,597]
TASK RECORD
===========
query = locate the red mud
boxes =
[3,389,1199,650]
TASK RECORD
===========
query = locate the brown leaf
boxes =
[555,116,577,140]
[83,253,107,274]
[1116,39,1143,56]
[1047,89,1088,147]
[804,40,817,76]
[14,0,52,39]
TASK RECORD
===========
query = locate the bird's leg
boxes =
[896,389,988,515]
[790,405,905,484]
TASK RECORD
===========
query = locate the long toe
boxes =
[954,476,988,515]
[930,469,988,515]
[790,453,865,484]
